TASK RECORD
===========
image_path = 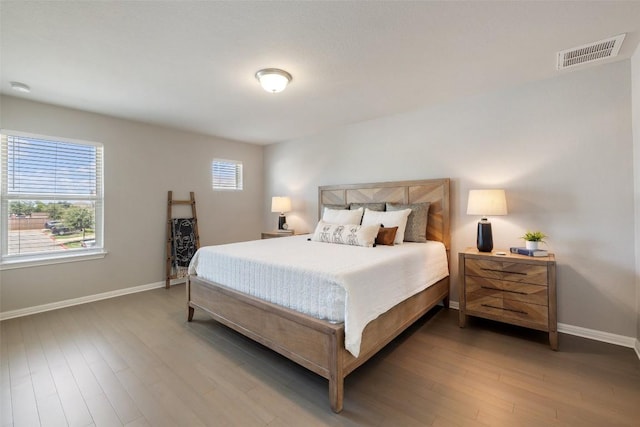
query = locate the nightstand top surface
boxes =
[261,230,296,238]
[461,247,555,262]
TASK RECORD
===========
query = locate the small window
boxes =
[1,130,104,267]
[212,159,243,190]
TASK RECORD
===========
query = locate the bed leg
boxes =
[329,377,344,413]
[442,295,450,309]
[328,331,344,413]
[188,306,194,322]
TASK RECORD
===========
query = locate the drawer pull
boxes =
[481,267,527,276]
[480,285,527,295]
[481,303,528,315]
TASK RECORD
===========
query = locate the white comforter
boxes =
[188,235,448,357]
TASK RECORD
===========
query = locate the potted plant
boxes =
[521,231,547,250]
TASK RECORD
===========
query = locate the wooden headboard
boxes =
[318,178,450,250]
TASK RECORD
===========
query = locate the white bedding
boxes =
[188,235,449,357]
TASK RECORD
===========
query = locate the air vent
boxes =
[557,34,625,70]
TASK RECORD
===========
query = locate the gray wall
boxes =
[264,60,637,338]
[0,96,264,313]
[633,48,640,346]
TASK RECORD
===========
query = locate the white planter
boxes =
[525,241,539,250]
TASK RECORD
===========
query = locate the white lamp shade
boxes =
[255,69,292,93]
[466,189,508,216]
[271,196,291,213]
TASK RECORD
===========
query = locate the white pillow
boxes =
[361,208,411,245]
[322,207,364,225]
[311,221,380,247]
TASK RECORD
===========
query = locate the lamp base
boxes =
[278,215,286,230]
[476,221,493,252]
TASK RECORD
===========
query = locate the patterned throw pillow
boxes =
[311,221,380,247]
[386,202,430,243]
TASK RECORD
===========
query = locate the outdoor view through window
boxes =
[1,131,103,262]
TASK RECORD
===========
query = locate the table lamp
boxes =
[271,196,292,230]
[466,189,508,252]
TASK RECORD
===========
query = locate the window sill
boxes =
[0,250,108,270]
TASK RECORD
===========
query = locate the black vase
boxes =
[476,221,493,252]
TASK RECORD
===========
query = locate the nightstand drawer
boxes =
[465,258,548,286]
[466,276,548,306]
[466,295,549,329]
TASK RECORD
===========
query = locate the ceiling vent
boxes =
[557,34,625,70]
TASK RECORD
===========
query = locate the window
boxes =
[212,159,243,190]
[1,130,104,268]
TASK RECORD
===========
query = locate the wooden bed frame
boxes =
[187,178,450,412]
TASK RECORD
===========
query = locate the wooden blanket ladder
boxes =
[166,191,200,289]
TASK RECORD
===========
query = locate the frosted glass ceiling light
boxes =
[255,68,292,93]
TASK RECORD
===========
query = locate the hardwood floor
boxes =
[2,283,639,426]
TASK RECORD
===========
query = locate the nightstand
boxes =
[458,248,557,350]
[261,230,295,239]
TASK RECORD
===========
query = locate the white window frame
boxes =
[0,129,106,269]
[211,158,243,191]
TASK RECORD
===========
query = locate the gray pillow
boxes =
[386,202,430,242]
[322,204,348,210]
[350,202,385,212]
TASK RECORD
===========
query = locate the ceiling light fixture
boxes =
[255,68,292,93]
[10,81,31,93]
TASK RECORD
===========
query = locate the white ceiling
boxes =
[2,1,640,145]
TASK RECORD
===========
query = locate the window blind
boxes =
[5,135,101,196]
[1,130,104,261]
[212,159,243,190]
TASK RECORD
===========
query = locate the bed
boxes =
[187,178,451,412]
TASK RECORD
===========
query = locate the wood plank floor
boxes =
[1,283,639,426]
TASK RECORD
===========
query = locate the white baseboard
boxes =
[0,278,185,321]
[556,323,636,348]
[446,301,638,358]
